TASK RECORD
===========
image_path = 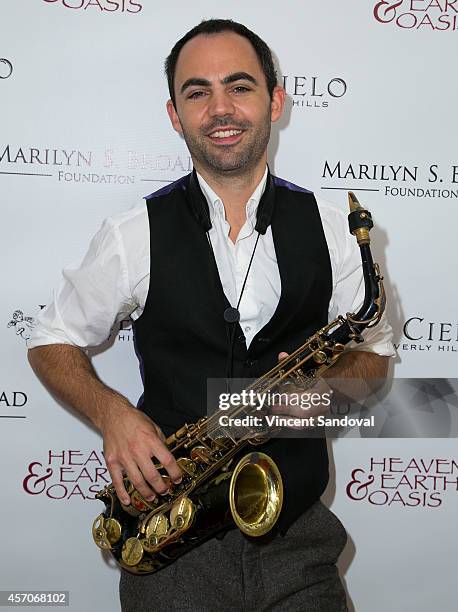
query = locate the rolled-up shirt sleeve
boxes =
[320,197,395,357]
[27,217,136,350]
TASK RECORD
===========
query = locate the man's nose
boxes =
[208,90,235,117]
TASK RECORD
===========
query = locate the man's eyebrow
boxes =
[180,72,258,94]
[180,78,211,94]
[221,72,258,86]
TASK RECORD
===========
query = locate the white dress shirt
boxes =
[28,168,394,356]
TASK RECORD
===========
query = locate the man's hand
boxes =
[28,344,182,506]
[99,400,182,505]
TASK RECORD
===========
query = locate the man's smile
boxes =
[207,128,244,145]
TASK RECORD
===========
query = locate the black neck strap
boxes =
[186,168,276,235]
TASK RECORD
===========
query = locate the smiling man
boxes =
[165,27,285,244]
[28,18,393,612]
[167,33,278,171]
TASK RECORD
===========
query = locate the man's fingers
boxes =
[122,460,158,502]
[154,423,166,441]
[137,456,171,497]
[278,351,289,361]
[103,410,181,502]
[109,464,132,506]
[154,443,182,484]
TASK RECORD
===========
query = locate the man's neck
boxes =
[194,160,267,215]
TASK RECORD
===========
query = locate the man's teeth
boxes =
[210,130,242,138]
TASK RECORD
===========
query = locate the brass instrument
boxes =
[92,192,385,575]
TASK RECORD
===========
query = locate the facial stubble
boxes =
[178,108,272,177]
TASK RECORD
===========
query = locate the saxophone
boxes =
[92,192,386,575]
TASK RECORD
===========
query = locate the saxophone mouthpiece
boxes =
[347,191,373,245]
[348,191,360,212]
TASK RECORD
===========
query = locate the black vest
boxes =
[133,170,333,534]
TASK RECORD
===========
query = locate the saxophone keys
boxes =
[92,514,117,550]
[104,518,122,544]
[130,490,153,512]
[91,515,122,548]
[142,534,161,553]
[117,479,148,516]
[175,424,190,438]
[170,497,195,531]
[122,537,144,567]
[314,350,328,364]
[145,513,169,539]
[94,486,112,504]
[176,457,198,476]
[161,476,172,492]
[143,513,170,552]
[190,446,213,465]
[212,437,234,452]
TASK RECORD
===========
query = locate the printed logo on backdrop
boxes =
[0,390,28,420]
[7,306,133,344]
[0,58,13,79]
[116,319,133,342]
[347,456,458,507]
[23,450,109,501]
[321,160,458,199]
[106,317,134,342]
[42,0,143,14]
[7,310,35,341]
[0,144,191,185]
[373,1,458,31]
[281,75,347,109]
[396,316,458,354]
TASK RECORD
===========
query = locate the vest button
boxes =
[257,337,269,343]
[245,359,257,367]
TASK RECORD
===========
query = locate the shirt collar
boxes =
[196,167,269,229]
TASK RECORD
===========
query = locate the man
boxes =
[28,19,393,612]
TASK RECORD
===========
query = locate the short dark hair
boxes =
[165,19,277,107]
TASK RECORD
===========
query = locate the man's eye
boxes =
[188,90,207,99]
[233,86,250,93]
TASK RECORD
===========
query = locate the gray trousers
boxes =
[119,500,348,612]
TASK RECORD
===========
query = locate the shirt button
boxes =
[244,326,251,333]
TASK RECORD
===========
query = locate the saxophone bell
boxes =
[229,452,283,537]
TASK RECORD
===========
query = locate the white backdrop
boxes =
[1,1,457,611]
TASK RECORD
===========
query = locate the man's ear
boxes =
[270,85,286,123]
[166,99,183,134]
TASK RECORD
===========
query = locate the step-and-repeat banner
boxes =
[2,1,457,611]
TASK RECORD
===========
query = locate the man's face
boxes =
[167,32,285,178]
